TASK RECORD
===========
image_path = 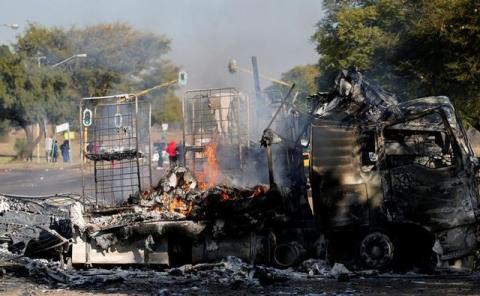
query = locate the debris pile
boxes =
[0,195,74,256]
[0,245,354,290]
[135,166,272,222]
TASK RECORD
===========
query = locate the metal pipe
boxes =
[234,64,292,87]
[148,103,153,187]
[264,84,296,132]
[51,53,87,68]
[136,79,178,97]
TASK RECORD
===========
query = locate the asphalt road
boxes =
[0,165,165,196]
[0,167,84,196]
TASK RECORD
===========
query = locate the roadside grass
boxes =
[0,156,13,164]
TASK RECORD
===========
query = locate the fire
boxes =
[199,142,219,190]
[168,196,192,216]
[250,185,267,198]
[220,190,230,201]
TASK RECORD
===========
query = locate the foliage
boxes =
[265,64,319,101]
[0,120,10,142]
[13,138,29,160]
[312,0,480,125]
[152,92,183,124]
[0,23,181,157]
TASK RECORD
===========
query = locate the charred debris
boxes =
[2,69,480,279]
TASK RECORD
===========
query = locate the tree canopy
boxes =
[265,64,319,101]
[312,0,480,126]
[0,23,182,157]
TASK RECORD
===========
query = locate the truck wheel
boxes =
[359,231,395,269]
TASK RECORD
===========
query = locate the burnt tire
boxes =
[358,231,395,270]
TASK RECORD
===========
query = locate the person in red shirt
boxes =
[166,140,178,168]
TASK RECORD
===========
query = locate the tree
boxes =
[0,45,71,159]
[312,0,480,125]
[0,23,182,158]
[265,64,320,101]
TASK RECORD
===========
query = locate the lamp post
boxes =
[2,23,19,30]
[51,53,87,68]
[135,71,188,97]
[228,59,291,87]
[37,56,46,67]
[37,53,86,162]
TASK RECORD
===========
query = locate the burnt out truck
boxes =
[1,70,479,272]
[300,69,480,270]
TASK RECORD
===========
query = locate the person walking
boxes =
[60,140,70,163]
[45,137,53,162]
[166,140,178,168]
[52,140,59,163]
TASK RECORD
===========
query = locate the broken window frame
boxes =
[380,109,464,171]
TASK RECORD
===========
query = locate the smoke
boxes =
[0,0,324,189]
[207,88,303,188]
[0,0,324,92]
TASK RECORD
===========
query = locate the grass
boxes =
[0,156,14,164]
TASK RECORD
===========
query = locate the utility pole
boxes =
[251,56,262,137]
[251,56,262,103]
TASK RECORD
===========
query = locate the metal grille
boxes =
[182,88,250,181]
[80,94,152,207]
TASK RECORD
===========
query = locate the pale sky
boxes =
[0,0,324,92]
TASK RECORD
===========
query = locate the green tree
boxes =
[265,64,319,101]
[0,45,71,158]
[0,23,182,158]
[312,0,480,125]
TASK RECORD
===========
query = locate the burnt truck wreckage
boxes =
[1,69,480,274]
[306,68,480,270]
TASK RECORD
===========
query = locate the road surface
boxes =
[0,165,165,196]
[0,167,83,196]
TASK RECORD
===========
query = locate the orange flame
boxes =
[168,196,193,216]
[199,142,219,190]
[220,190,230,201]
[250,186,267,198]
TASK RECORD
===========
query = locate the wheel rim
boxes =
[359,232,394,269]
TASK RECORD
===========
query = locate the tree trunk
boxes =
[22,122,45,161]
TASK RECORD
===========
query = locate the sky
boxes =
[0,0,325,92]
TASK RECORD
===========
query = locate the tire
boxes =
[358,231,395,270]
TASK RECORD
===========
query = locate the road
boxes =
[0,165,165,196]
[0,167,83,196]
[1,269,480,296]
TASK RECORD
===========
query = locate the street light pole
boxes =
[51,53,87,68]
[228,59,292,87]
[36,53,85,162]
[2,24,19,30]
[37,56,46,67]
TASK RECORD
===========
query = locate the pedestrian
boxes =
[166,140,178,168]
[177,142,185,166]
[52,140,59,163]
[45,137,53,162]
[60,140,70,163]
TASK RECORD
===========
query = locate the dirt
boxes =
[1,263,480,296]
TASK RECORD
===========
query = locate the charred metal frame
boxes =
[310,96,480,268]
[80,94,152,208]
[182,88,250,180]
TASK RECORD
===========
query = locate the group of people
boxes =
[46,139,70,163]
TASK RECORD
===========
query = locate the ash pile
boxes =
[1,251,355,292]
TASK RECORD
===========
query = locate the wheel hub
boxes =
[359,232,394,269]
